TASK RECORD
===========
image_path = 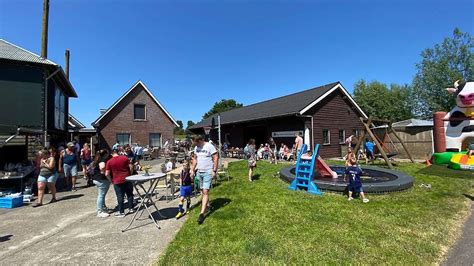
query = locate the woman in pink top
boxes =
[80,143,93,186]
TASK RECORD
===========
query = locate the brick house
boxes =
[92,81,178,149]
[190,82,367,158]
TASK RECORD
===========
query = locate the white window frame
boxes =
[116,133,131,146]
[323,129,330,145]
[339,129,346,144]
[149,133,162,148]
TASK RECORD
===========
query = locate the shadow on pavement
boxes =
[0,234,13,243]
[58,194,84,202]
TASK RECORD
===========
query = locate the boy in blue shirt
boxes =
[364,138,375,164]
[176,161,193,219]
[345,158,369,203]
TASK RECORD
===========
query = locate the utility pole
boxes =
[41,0,50,59]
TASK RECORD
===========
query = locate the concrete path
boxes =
[443,195,474,265]
[0,159,196,265]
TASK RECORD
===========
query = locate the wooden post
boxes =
[389,126,415,163]
[353,118,371,156]
[41,0,49,59]
[65,49,70,79]
[360,117,393,169]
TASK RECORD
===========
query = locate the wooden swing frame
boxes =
[353,117,415,169]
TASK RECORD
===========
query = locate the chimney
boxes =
[65,49,70,79]
[41,0,50,59]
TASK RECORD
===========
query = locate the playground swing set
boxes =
[353,117,415,169]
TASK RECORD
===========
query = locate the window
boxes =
[54,87,66,130]
[134,104,146,120]
[323,129,330,145]
[353,129,360,138]
[116,133,130,146]
[339,129,345,144]
[149,133,162,148]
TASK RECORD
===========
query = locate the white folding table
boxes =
[122,172,166,232]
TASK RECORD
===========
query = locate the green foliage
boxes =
[158,161,472,264]
[353,80,413,121]
[412,28,473,118]
[186,120,195,129]
[203,99,243,119]
[174,120,185,135]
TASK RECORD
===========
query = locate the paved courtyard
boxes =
[0,159,196,265]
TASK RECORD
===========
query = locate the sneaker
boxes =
[197,213,205,224]
[97,211,110,218]
[114,212,125,218]
[363,198,369,203]
[175,211,185,219]
[185,210,190,214]
[348,197,354,201]
[49,198,57,204]
[129,209,135,214]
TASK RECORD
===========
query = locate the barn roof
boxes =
[191,82,367,129]
[0,39,78,97]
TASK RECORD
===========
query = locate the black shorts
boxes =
[366,151,374,159]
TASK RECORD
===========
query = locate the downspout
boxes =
[297,114,314,150]
[44,68,61,145]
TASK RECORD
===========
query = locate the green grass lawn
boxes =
[158,161,473,265]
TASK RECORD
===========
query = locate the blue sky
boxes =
[1,0,472,127]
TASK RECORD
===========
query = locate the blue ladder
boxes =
[288,144,323,195]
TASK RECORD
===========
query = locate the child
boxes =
[176,161,193,219]
[468,142,474,158]
[345,147,355,167]
[345,158,369,203]
[301,150,313,160]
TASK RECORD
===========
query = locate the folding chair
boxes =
[217,161,230,181]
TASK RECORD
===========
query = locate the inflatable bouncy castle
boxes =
[432,80,474,170]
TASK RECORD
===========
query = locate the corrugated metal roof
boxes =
[393,119,433,127]
[0,39,57,66]
[191,82,351,129]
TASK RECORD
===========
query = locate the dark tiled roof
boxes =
[191,82,340,129]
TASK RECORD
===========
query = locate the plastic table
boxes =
[122,172,166,232]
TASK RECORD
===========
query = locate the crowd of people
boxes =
[31,132,373,222]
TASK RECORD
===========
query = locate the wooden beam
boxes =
[360,117,393,169]
[389,126,415,163]
[353,118,370,156]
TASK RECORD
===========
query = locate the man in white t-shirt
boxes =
[190,135,218,225]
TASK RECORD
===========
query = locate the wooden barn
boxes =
[190,82,368,158]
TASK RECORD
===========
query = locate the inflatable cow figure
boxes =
[444,80,474,151]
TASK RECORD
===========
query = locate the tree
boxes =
[185,120,195,135]
[186,120,195,129]
[203,99,243,119]
[353,80,413,121]
[174,120,185,135]
[412,28,473,118]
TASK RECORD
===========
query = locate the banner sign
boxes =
[271,130,303,138]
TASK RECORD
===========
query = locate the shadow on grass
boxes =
[418,165,474,179]
[0,234,13,243]
[253,174,261,181]
[208,198,231,215]
[464,194,474,201]
[58,194,84,201]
